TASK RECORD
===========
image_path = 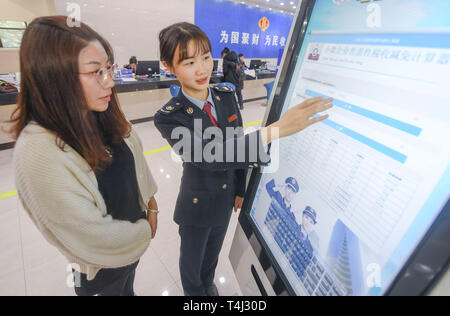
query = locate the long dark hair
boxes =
[10,16,131,171]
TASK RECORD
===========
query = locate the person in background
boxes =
[222,50,244,110]
[221,47,230,59]
[11,16,159,296]
[237,53,247,110]
[124,56,149,79]
[238,53,246,69]
[155,22,333,296]
[124,56,138,73]
[220,47,229,76]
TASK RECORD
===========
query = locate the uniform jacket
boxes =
[266,179,292,214]
[154,85,268,227]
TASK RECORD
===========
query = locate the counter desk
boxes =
[0,72,275,149]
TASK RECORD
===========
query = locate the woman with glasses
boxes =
[11,16,159,296]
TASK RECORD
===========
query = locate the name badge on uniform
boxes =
[228,114,238,123]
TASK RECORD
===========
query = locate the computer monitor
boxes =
[249,59,262,70]
[238,0,450,296]
[136,60,160,76]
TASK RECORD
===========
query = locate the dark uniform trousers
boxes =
[154,85,270,296]
[179,224,229,296]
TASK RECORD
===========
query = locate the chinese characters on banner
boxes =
[219,30,287,48]
[195,0,293,58]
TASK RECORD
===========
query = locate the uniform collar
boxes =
[300,226,309,241]
[181,87,215,111]
[175,88,219,129]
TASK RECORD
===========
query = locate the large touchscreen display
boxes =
[249,0,450,296]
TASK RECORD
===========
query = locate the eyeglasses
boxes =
[79,64,117,86]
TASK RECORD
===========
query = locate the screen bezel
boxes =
[239,0,450,296]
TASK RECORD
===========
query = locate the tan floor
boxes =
[0,99,268,296]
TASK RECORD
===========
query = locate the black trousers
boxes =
[236,87,244,107]
[179,224,230,296]
[73,261,138,296]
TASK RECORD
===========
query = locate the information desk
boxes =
[0,71,275,106]
[0,72,275,148]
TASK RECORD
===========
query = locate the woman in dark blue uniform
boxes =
[155,22,333,296]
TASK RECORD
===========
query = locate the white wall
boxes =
[0,0,55,22]
[53,0,195,67]
[1,0,282,76]
[0,49,19,73]
[1,0,281,71]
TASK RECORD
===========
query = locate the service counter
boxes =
[0,72,275,149]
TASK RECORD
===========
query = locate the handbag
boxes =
[0,80,18,93]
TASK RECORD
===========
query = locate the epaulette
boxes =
[213,84,235,93]
[158,99,184,115]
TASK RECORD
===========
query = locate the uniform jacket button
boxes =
[193,198,199,204]
[222,184,228,190]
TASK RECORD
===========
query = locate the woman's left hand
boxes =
[147,196,158,238]
[234,196,244,213]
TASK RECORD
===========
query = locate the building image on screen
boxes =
[249,0,450,296]
[326,220,364,296]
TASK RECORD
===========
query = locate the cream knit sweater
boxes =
[14,122,158,281]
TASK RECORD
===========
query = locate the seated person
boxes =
[124,56,148,79]
[124,56,138,73]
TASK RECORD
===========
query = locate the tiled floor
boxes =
[0,100,268,296]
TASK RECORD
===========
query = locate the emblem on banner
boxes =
[258,17,270,32]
